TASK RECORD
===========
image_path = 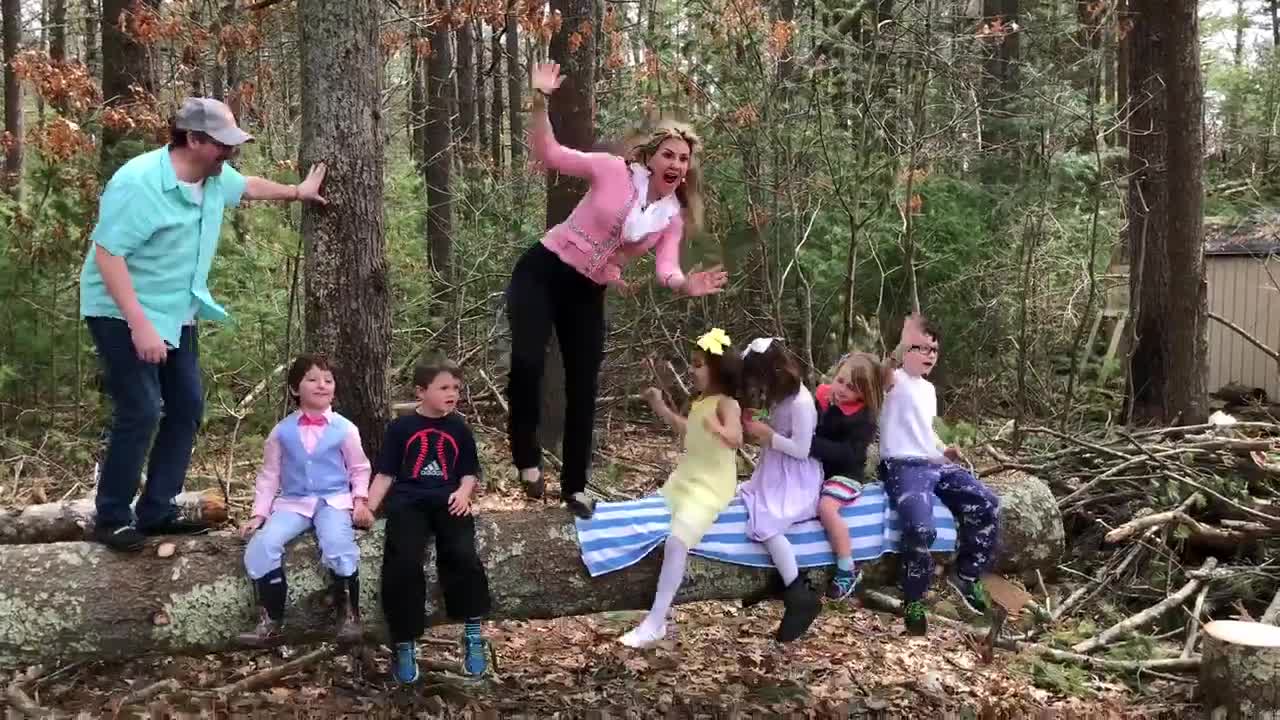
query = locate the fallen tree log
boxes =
[0,490,227,544]
[0,471,1061,668]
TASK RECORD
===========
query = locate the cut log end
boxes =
[1200,620,1280,719]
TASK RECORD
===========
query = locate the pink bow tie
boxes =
[299,414,327,427]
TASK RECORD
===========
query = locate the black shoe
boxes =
[776,578,821,642]
[331,571,362,644]
[741,572,785,608]
[93,523,145,551]
[138,518,210,536]
[521,469,545,500]
[564,492,596,519]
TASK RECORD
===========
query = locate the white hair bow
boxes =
[744,337,779,355]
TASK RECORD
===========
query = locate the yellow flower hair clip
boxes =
[696,328,732,356]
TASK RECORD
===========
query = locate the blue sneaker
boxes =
[461,633,488,678]
[827,567,862,600]
[392,641,419,684]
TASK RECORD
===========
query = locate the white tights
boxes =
[638,535,690,633]
[763,534,800,585]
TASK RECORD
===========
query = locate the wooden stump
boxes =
[1201,620,1280,719]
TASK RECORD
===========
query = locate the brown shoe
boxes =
[238,608,282,646]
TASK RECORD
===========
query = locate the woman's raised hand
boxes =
[531,63,564,96]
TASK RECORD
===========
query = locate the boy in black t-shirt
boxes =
[367,359,492,683]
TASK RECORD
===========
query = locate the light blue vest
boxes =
[278,413,352,499]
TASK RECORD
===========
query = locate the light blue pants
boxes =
[244,500,359,580]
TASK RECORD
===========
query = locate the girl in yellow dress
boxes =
[620,328,743,648]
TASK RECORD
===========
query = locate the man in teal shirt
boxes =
[81,97,328,551]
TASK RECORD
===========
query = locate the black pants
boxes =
[505,243,607,499]
[381,497,492,643]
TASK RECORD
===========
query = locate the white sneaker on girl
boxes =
[618,622,666,649]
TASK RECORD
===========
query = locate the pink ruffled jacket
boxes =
[530,116,687,289]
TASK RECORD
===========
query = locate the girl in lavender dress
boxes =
[738,337,824,642]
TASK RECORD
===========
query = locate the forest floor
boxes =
[1,414,1202,718]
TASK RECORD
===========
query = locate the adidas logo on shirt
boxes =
[419,460,444,478]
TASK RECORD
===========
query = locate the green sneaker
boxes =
[947,572,991,616]
[903,600,928,636]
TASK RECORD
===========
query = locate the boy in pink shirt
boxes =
[238,354,374,645]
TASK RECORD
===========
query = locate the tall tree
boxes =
[979,0,1019,149]
[537,0,595,457]
[49,0,66,63]
[505,0,522,164]
[83,0,99,76]
[1262,0,1279,174]
[476,20,488,156]
[298,0,390,455]
[490,23,503,168]
[456,16,476,159]
[209,1,240,110]
[101,0,162,176]
[1125,0,1207,425]
[2,0,21,195]
[408,17,426,171]
[425,0,454,277]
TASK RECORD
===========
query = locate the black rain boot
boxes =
[741,571,786,609]
[776,577,821,643]
[238,568,286,646]
[332,570,362,643]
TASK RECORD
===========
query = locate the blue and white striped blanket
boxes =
[574,483,958,578]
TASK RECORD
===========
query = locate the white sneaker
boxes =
[618,622,666,649]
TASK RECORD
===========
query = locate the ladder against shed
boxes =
[1078,248,1130,376]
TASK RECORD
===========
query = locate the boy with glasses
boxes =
[879,314,1000,636]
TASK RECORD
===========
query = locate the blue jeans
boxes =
[86,317,204,529]
[243,501,359,579]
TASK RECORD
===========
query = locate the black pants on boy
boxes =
[381,497,492,643]
[504,243,606,499]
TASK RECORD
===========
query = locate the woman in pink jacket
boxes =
[509,63,728,519]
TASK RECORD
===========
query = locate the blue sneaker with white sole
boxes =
[392,641,419,684]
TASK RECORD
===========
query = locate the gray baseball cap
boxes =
[174,97,254,146]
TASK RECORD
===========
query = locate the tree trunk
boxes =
[1115,0,1128,149]
[0,472,1063,667]
[538,0,596,460]
[475,20,488,158]
[408,22,426,171]
[209,1,239,107]
[1199,620,1280,719]
[0,491,227,544]
[456,17,475,161]
[83,0,99,77]
[979,0,1019,149]
[298,0,391,459]
[1125,0,1208,426]
[490,23,504,168]
[2,0,21,195]
[425,0,454,278]
[1262,0,1279,175]
[100,0,162,177]
[49,0,67,63]
[505,0,522,164]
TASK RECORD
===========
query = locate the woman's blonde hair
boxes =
[832,351,886,417]
[622,121,705,234]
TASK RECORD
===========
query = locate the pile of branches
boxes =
[982,419,1280,670]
